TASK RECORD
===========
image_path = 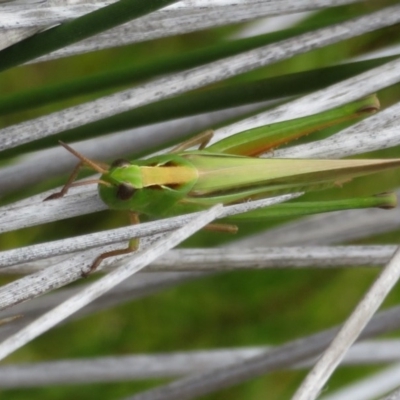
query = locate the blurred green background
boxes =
[2,1,400,399]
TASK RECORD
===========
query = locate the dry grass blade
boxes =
[0,0,361,29]
[0,194,301,312]
[0,1,117,28]
[381,387,400,400]
[1,245,395,275]
[0,26,42,51]
[2,4,400,151]
[26,0,363,60]
[0,340,398,388]
[0,193,301,268]
[292,246,400,400]
[0,272,206,341]
[320,364,400,400]
[0,205,223,361]
[111,305,400,400]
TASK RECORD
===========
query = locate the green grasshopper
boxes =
[46,95,400,275]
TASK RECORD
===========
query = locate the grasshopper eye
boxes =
[111,159,130,168]
[116,183,135,200]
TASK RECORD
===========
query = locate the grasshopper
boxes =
[46,95,400,275]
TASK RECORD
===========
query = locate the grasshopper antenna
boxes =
[43,142,110,201]
[59,141,109,174]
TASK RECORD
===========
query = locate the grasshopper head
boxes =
[99,158,143,207]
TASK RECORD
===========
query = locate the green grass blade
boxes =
[0,53,394,118]
[0,0,179,73]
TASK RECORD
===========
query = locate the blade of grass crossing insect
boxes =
[0,205,224,361]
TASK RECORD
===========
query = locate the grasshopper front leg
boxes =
[82,212,140,277]
[44,161,85,200]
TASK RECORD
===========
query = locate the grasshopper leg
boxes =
[0,314,23,326]
[44,162,85,200]
[44,163,110,200]
[170,129,214,152]
[204,223,238,234]
[82,212,140,277]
